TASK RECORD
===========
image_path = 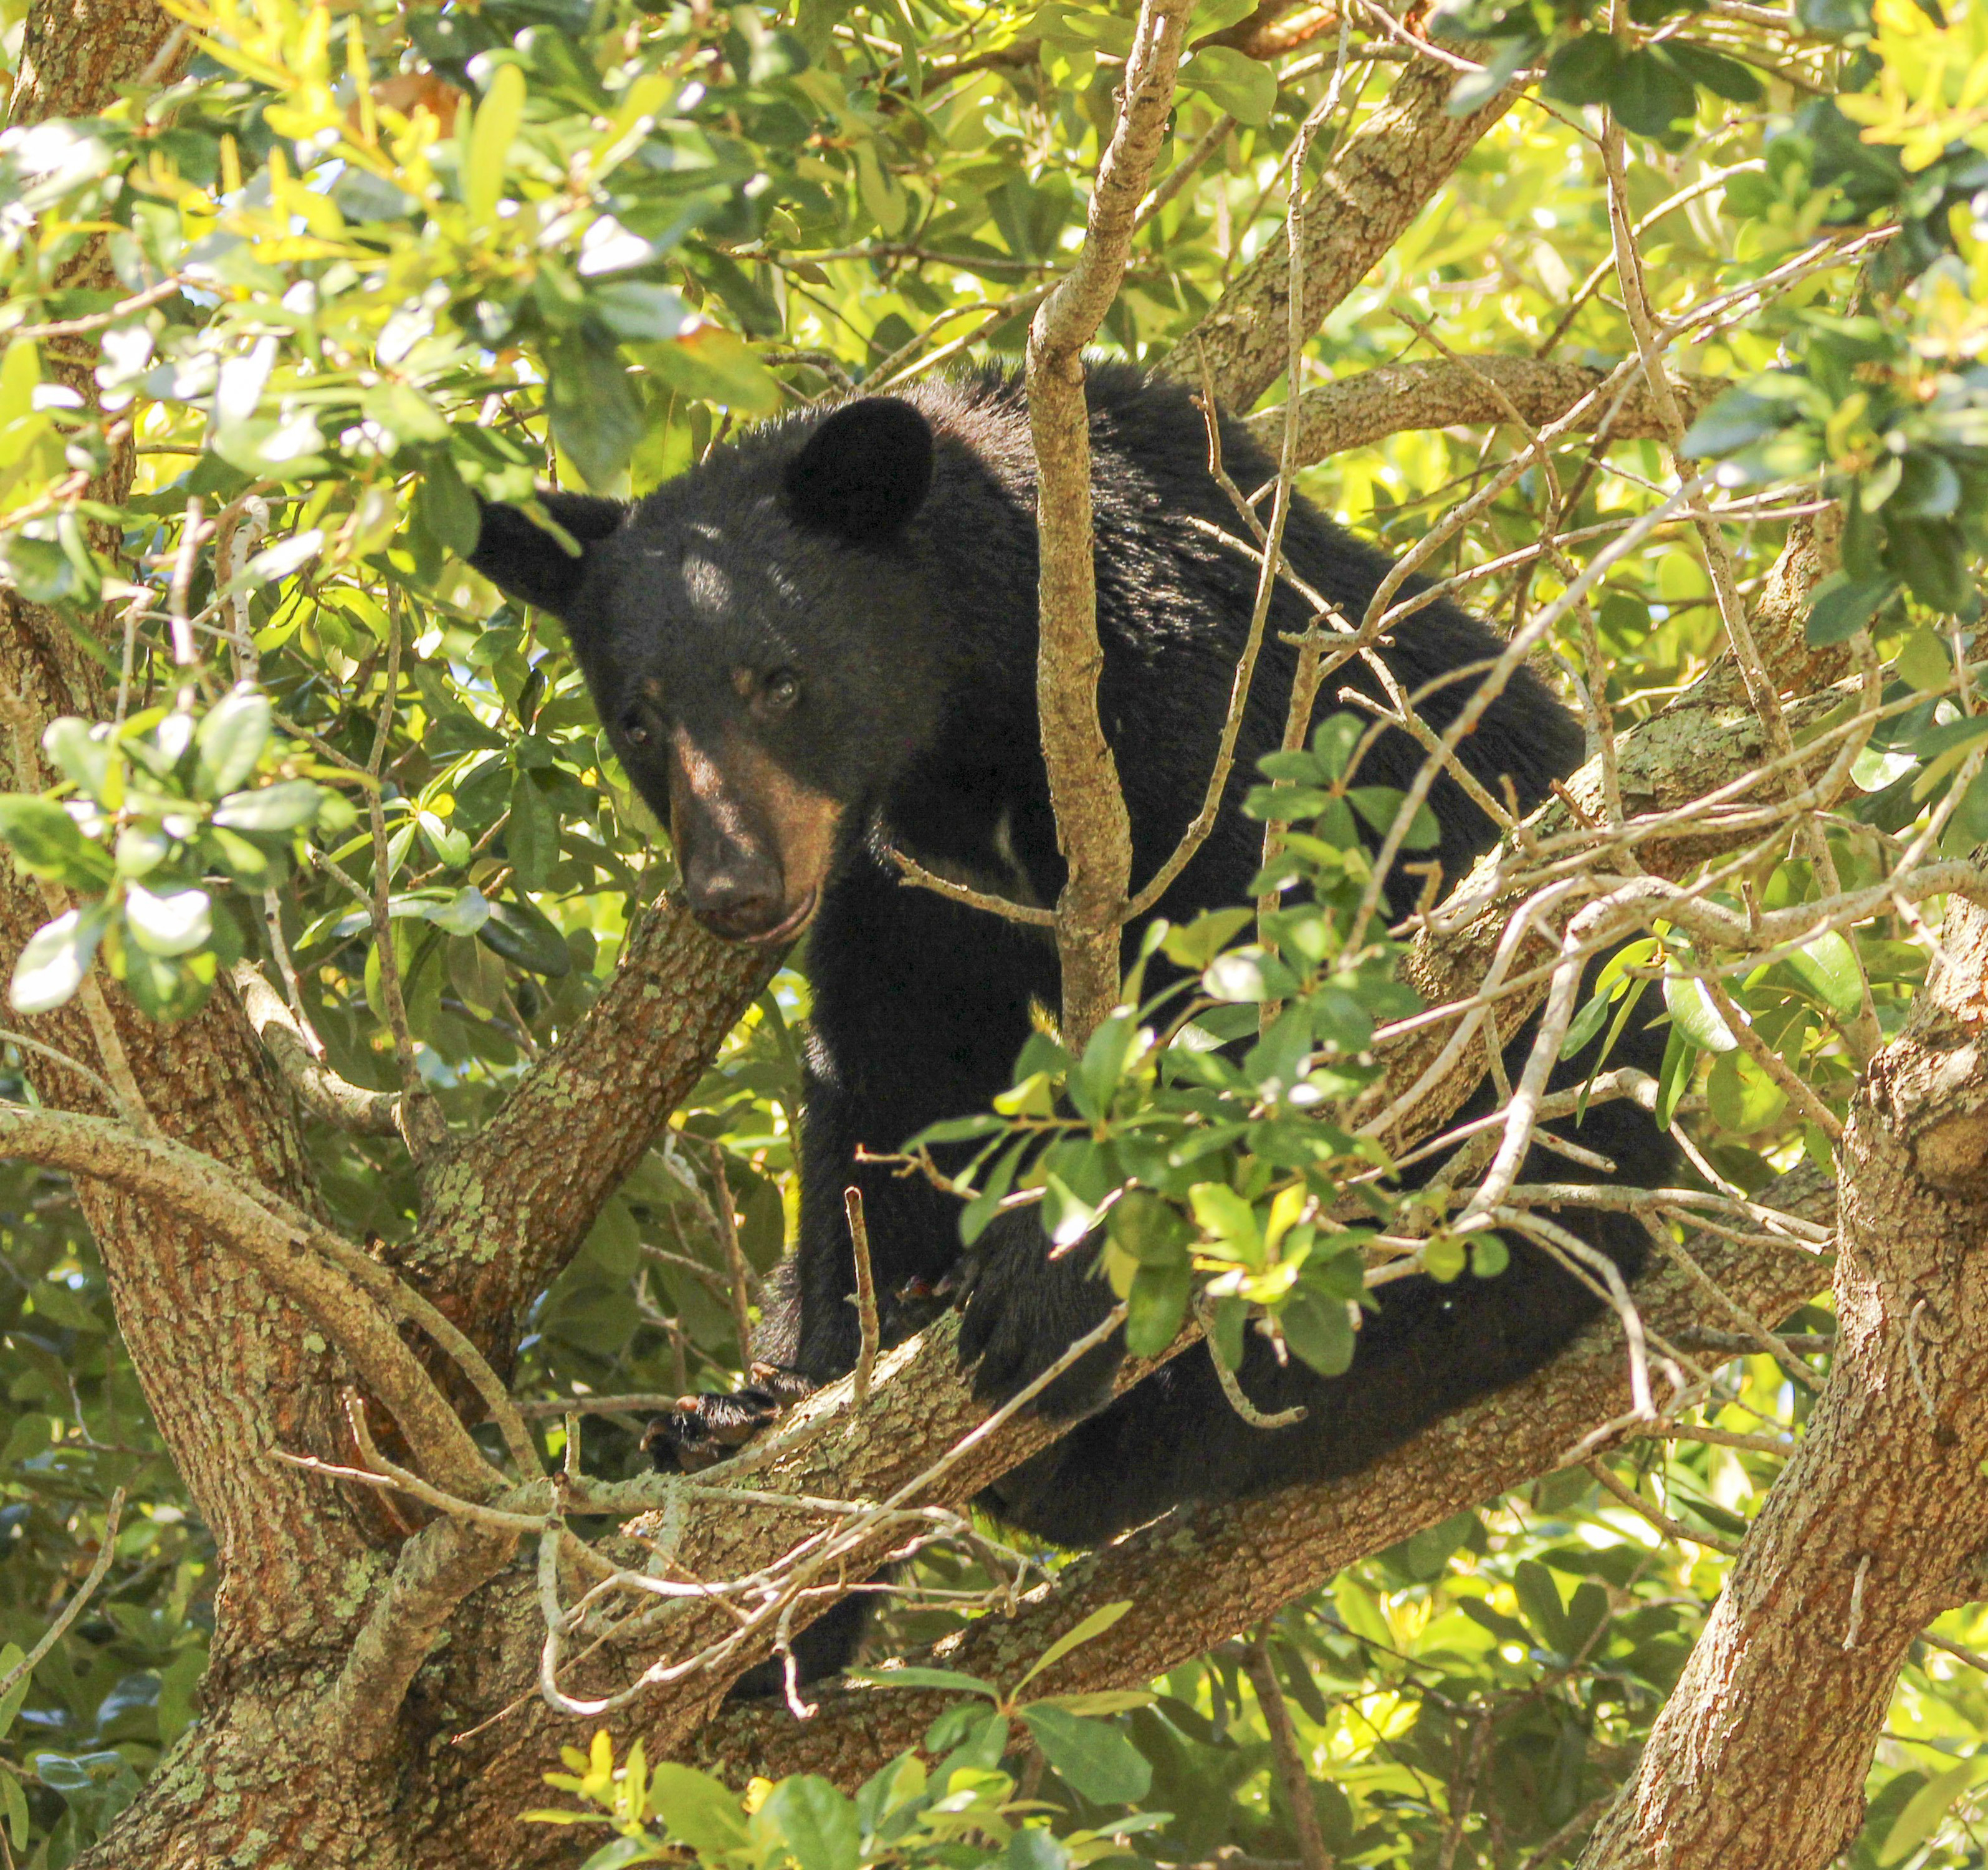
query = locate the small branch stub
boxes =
[846,1184,881,1403]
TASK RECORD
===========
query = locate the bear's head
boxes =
[467,396,942,944]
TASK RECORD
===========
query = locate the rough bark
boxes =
[696,1171,1832,1784]
[1028,0,1190,1047]
[403,896,781,1373]
[1243,357,1719,469]
[1162,55,1522,411]
[1578,906,1988,1870]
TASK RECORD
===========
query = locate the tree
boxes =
[1,0,1987,1864]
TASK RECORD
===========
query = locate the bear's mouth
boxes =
[737,887,819,946]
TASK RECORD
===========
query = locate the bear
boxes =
[466,362,1676,1685]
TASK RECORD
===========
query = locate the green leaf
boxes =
[593,282,697,343]
[1607,47,1699,135]
[1006,1829,1072,1870]
[1542,32,1620,105]
[1279,1283,1354,1377]
[1108,1190,1191,1267]
[547,332,644,491]
[1681,388,1790,459]
[1879,1759,1984,1865]
[1125,1262,1192,1355]
[1190,1183,1262,1261]
[1784,931,1863,1018]
[1204,947,1301,1002]
[1348,785,1439,848]
[212,779,325,833]
[1073,1010,1137,1120]
[193,688,272,799]
[124,883,213,957]
[848,1666,997,1697]
[0,1764,24,1853]
[1513,1558,1569,1652]
[1162,906,1254,971]
[1706,1047,1788,1135]
[11,904,108,1014]
[1181,45,1276,123]
[1015,1601,1133,1693]
[508,767,559,891]
[1662,969,1739,1053]
[41,716,111,796]
[416,454,482,560]
[0,795,112,887]
[1807,573,1899,645]
[466,61,527,233]
[645,1764,750,1856]
[1311,714,1362,780]
[0,1643,29,1743]
[1559,984,1613,1060]
[1660,38,1762,101]
[1654,1022,1692,1129]
[477,896,572,977]
[761,1775,860,1870]
[1017,1705,1152,1804]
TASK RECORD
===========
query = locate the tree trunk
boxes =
[1580,898,1988,1870]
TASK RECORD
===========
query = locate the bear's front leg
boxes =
[642,1364,815,1472]
[955,1209,1122,1419]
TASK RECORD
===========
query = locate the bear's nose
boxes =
[687,853,789,941]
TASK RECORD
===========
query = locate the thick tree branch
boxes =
[0,1105,500,1500]
[1029,0,1193,1048]
[1578,908,1988,1870]
[701,1170,1833,1783]
[406,894,783,1368]
[1241,358,1720,467]
[1162,55,1524,411]
[1,1,383,1719]
[425,1313,1202,1864]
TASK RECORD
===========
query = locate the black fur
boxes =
[465,365,1675,1676]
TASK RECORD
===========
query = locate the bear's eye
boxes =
[764,669,801,712]
[619,705,655,747]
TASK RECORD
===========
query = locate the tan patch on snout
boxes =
[666,727,842,918]
[724,736,843,907]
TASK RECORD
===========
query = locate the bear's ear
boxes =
[467,492,626,618]
[782,398,934,542]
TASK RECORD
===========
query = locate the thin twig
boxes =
[0,1489,124,1708]
[1245,1632,1335,1870]
[708,1145,757,1366]
[1587,1459,1741,1556]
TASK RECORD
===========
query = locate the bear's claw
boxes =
[642,1367,813,1473]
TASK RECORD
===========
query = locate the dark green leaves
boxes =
[1016,1705,1154,1804]
[545,331,644,491]
[1539,33,1752,133]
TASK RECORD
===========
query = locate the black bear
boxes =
[467,363,1675,1681]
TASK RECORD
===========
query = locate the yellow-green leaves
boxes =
[465,61,527,236]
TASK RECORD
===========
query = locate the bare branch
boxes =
[1028,0,1193,1047]
[703,1169,1833,1783]
[846,1186,881,1404]
[232,962,401,1136]
[1240,357,1720,471]
[1245,1631,1336,1870]
[1163,55,1524,410]
[0,1488,123,1707]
